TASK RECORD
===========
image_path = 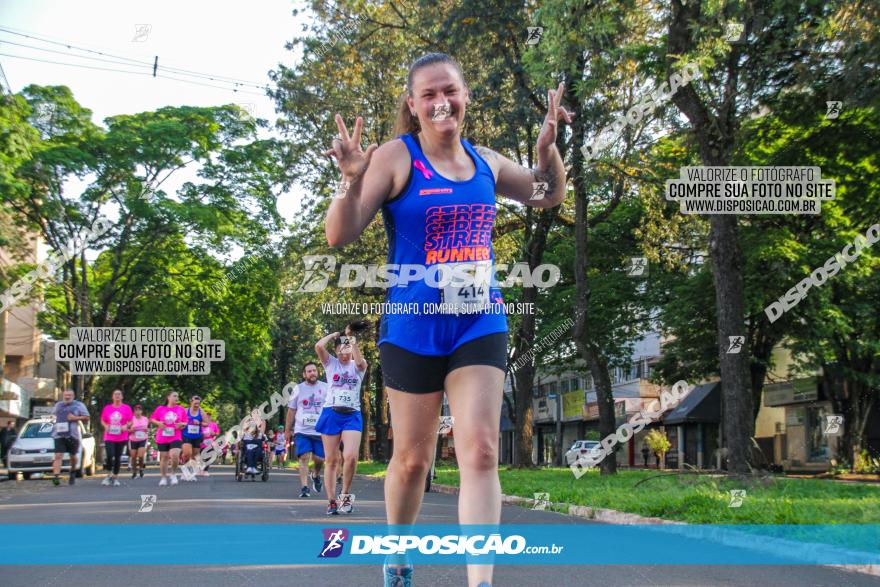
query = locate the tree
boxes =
[645,428,671,469]
[658,0,873,474]
[1,86,286,412]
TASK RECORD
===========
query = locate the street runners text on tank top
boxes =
[378,133,508,356]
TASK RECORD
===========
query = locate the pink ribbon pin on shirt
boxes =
[413,159,433,179]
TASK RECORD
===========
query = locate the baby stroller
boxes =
[235,434,270,482]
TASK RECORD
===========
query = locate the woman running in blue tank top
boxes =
[323,52,574,587]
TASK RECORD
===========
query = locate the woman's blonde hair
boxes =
[391,52,468,138]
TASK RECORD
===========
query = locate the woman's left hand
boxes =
[536,82,575,157]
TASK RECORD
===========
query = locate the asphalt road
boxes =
[0,465,876,586]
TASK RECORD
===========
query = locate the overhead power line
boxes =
[0,52,268,96]
[0,26,271,92]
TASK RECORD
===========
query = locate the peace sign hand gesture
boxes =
[322,114,379,182]
[536,82,575,157]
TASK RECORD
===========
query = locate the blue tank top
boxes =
[182,408,203,438]
[378,133,508,355]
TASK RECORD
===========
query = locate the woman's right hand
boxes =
[322,114,378,182]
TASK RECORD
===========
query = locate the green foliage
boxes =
[645,429,672,459]
[2,85,285,415]
[854,450,880,475]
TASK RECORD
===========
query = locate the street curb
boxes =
[424,480,879,578]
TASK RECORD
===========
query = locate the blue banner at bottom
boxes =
[1,524,878,565]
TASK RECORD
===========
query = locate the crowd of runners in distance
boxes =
[47,322,366,517]
[49,388,224,487]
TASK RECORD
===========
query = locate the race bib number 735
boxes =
[333,391,356,408]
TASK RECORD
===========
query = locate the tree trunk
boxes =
[572,143,618,474]
[668,0,754,476]
[0,310,6,382]
[749,324,781,421]
[513,359,536,467]
[360,364,371,461]
[374,362,387,463]
[373,317,389,463]
[586,347,618,474]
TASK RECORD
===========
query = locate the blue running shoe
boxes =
[383,564,413,587]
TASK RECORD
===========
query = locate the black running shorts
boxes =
[53,436,79,455]
[378,332,508,393]
[157,440,183,452]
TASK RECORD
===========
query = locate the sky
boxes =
[0,0,312,234]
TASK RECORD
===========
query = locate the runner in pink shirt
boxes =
[198,413,220,477]
[149,391,187,486]
[128,404,150,478]
[100,390,133,487]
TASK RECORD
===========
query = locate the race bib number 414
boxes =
[437,261,491,314]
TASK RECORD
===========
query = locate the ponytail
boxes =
[392,91,420,138]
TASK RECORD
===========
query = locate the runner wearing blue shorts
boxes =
[284,361,328,498]
[314,325,367,515]
[322,52,572,587]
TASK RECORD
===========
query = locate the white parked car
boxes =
[564,440,603,466]
[7,417,97,480]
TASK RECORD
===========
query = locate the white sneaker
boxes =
[338,493,354,514]
[170,475,179,485]
[158,477,168,486]
[101,476,112,486]
[112,479,121,487]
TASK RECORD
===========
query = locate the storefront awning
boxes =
[662,381,720,425]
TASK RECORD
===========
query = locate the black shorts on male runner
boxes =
[378,332,508,393]
[54,436,79,455]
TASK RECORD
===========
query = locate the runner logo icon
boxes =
[319,528,348,558]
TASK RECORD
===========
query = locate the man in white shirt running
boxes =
[285,362,328,498]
